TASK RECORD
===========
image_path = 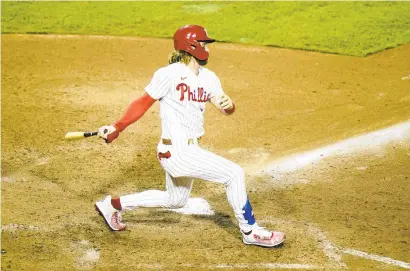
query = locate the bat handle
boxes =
[84,132,98,138]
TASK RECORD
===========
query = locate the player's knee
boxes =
[168,200,187,209]
[232,163,245,179]
[226,163,245,185]
[167,195,188,209]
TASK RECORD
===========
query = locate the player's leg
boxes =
[95,173,193,231]
[119,173,193,210]
[160,145,284,247]
[160,146,249,227]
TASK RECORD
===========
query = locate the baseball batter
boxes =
[95,25,284,247]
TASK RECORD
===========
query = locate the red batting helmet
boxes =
[173,25,215,61]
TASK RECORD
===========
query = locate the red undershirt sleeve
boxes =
[113,92,156,132]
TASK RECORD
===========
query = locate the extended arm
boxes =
[99,92,156,143]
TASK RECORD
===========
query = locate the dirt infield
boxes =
[1,34,409,270]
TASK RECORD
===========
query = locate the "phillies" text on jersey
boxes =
[176,83,211,103]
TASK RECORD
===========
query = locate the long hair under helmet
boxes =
[173,25,215,61]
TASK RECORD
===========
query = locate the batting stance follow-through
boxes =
[95,25,285,247]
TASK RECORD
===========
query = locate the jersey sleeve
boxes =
[144,68,172,100]
[209,72,225,98]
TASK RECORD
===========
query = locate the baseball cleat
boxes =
[242,225,284,248]
[95,195,126,231]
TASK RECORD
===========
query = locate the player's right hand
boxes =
[98,125,120,143]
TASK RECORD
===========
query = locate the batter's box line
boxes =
[260,218,346,269]
[308,224,410,269]
[261,218,410,270]
[342,249,410,269]
[183,263,318,269]
[134,263,320,270]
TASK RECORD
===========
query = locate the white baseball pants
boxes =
[120,142,255,231]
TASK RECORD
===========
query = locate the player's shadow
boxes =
[125,209,183,225]
[125,209,237,233]
[125,208,238,238]
[191,211,238,238]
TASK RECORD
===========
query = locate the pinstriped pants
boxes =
[120,143,251,230]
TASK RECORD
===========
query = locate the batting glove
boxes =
[218,95,234,110]
[98,125,120,143]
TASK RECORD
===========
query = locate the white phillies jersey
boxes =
[145,62,224,142]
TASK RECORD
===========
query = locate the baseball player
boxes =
[95,25,284,247]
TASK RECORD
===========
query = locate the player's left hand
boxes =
[98,125,120,143]
[218,95,234,110]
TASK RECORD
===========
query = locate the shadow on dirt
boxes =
[192,211,238,237]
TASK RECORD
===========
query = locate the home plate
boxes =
[168,198,214,215]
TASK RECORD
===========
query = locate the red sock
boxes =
[111,197,122,211]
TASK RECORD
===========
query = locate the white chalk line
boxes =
[135,263,317,269]
[261,219,344,269]
[261,120,410,174]
[306,225,346,269]
[183,263,318,269]
[343,249,410,269]
[259,219,410,270]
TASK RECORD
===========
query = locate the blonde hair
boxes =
[168,50,192,65]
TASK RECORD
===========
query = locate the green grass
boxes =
[2,1,410,56]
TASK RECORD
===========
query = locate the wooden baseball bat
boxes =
[65,131,98,141]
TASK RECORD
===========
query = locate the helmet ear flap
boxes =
[188,40,209,61]
[173,25,213,61]
[182,40,196,53]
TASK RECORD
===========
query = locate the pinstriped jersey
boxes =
[145,62,224,142]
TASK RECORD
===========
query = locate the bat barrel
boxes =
[65,131,98,140]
